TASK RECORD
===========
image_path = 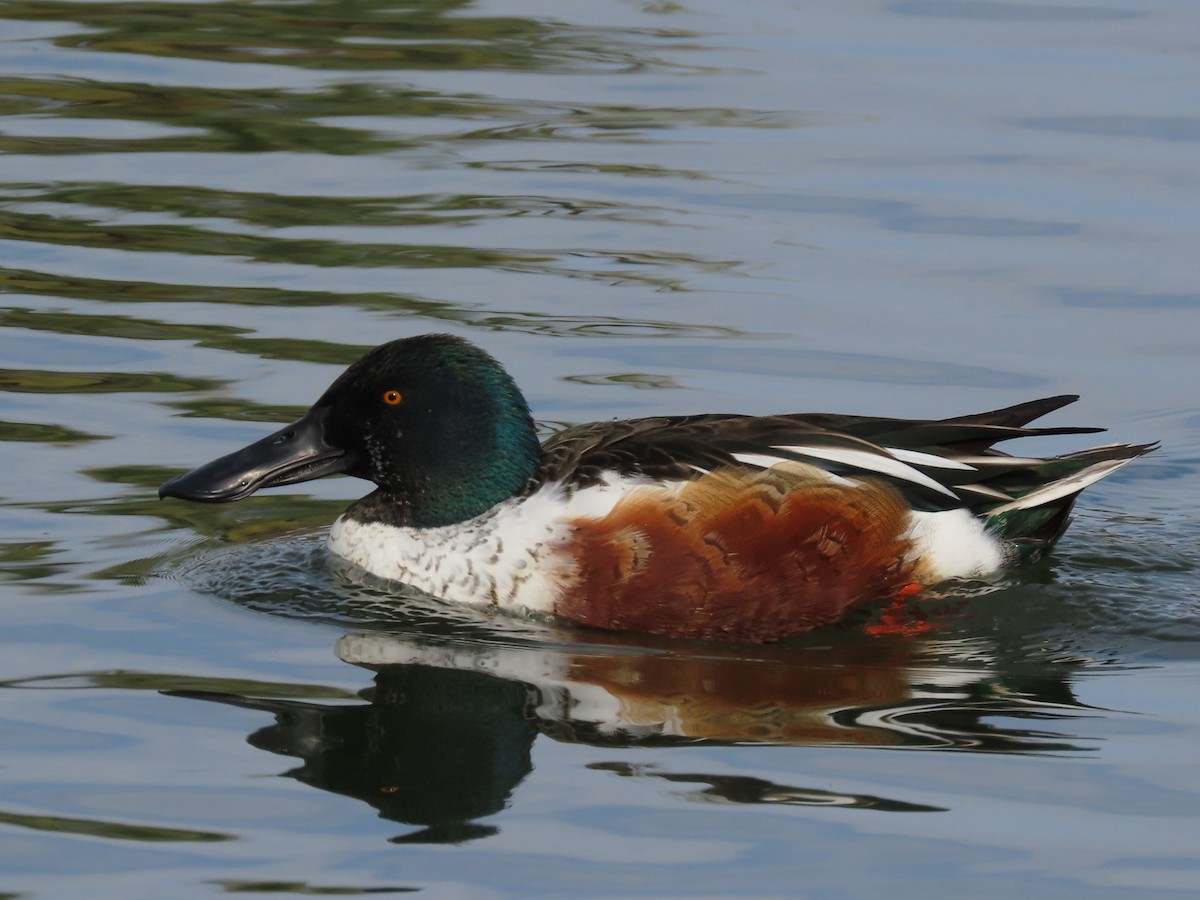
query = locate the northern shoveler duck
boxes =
[160,334,1154,642]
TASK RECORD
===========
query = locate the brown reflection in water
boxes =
[560,639,918,745]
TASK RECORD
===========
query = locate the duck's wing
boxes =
[536,395,1154,514]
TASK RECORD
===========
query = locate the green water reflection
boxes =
[0,366,223,394]
[0,809,232,843]
[2,0,702,73]
[212,881,417,895]
[0,419,101,442]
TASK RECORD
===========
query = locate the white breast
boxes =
[326,476,655,615]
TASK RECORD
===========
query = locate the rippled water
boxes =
[2,1,1199,896]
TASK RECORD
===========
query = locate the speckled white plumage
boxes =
[327,474,669,615]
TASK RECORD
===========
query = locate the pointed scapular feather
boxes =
[951,483,1015,502]
[886,447,977,470]
[772,444,959,497]
[986,457,1138,514]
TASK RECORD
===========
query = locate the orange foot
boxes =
[864,582,938,637]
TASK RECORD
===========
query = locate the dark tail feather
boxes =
[943,394,1083,429]
[858,395,1106,453]
[983,441,1157,554]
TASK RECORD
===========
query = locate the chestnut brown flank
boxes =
[557,467,914,642]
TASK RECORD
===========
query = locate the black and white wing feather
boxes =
[534,395,1154,515]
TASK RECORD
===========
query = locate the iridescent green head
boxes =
[160,334,542,527]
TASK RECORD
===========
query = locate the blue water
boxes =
[1,1,1198,896]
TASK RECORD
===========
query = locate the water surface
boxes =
[1,1,1198,897]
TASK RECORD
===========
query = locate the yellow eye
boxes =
[382,389,404,406]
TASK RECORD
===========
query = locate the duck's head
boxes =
[159,334,542,527]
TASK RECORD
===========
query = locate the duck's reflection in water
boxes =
[174,662,535,844]
[169,628,1094,842]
